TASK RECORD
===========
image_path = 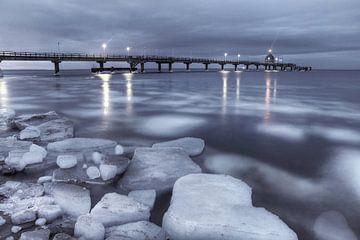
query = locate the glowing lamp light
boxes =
[268,49,272,53]
[102,43,107,49]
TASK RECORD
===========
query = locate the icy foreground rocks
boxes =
[128,189,156,209]
[119,147,201,193]
[106,221,166,240]
[10,111,74,142]
[74,214,105,240]
[45,182,91,217]
[47,138,117,154]
[163,174,298,240]
[19,229,50,240]
[152,137,205,156]
[90,192,150,227]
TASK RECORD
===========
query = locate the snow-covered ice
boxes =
[128,190,156,209]
[19,126,41,140]
[11,209,36,224]
[99,164,117,181]
[74,214,105,240]
[37,204,63,222]
[119,147,201,193]
[114,144,124,155]
[22,151,44,165]
[44,183,91,217]
[87,166,101,179]
[0,216,6,226]
[90,193,150,227]
[152,137,205,156]
[47,138,117,154]
[56,155,77,169]
[30,144,47,158]
[35,217,47,226]
[19,229,50,240]
[163,174,298,240]
[106,221,166,240]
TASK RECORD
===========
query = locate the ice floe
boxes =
[128,190,156,210]
[105,221,166,240]
[152,137,205,156]
[74,214,105,240]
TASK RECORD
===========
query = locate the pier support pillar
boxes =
[204,63,209,71]
[168,63,173,72]
[97,61,105,70]
[234,64,238,71]
[245,64,249,70]
[185,63,190,71]
[141,63,145,73]
[256,65,259,71]
[157,63,162,72]
[52,61,61,75]
[272,65,276,70]
[221,64,224,71]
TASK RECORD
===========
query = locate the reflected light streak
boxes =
[222,71,229,114]
[97,73,112,115]
[264,78,272,124]
[124,73,133,114]
[0,80,8,110]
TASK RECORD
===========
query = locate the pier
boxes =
[0,51,312,74]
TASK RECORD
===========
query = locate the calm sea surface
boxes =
[1,69,360,239]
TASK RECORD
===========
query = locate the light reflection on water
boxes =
[2,70,360,239]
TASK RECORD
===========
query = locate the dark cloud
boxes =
[0,0,359,69]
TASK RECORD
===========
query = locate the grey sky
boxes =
[0,0,359,69]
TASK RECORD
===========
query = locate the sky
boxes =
[0,0,359,69]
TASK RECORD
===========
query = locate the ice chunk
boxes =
[19,229,50,240]
[53,233,76,240]
[90,192,150,227]
[128,190,156,209]
[86,166,101,179]
[19,126,41,140]
[0,181,28,198]
[5,150,27,171]
[11,209,37,224]
[38,204,63,222]
[106,221,165,240]
[47,138,117,154]
[56,155,77,169]
[92,152,104,165]
[35,218,47,226]
[314,211,357,240]
[0,216,6,226]
[163,174,298,240]
[37,176,52,184]
[119,147,201,194]
[22,151,44,165]
[13,184,44,199]
[152,137,205,156]
[74,214,105,240]
[0,138,32,157]
[114,145,124,155]
[30,144,47,158]
[99,164,117,181]
[44,183,91,217]
[11,226,22,233]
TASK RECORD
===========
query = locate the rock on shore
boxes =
[119,147,201,193]
[163,174,298,240]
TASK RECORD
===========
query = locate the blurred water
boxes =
[1,69,360,239]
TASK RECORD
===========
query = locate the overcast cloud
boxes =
[0,0,359,69]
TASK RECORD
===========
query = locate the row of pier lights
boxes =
[98,45,311,73]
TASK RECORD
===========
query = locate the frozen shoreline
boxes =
[0,110,297,240]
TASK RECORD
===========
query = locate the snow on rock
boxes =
[74,214,105,240]
[19,229,50,240]
[87,166,101,179]
[0,215,6,226]
[119,147,201,194]
[44,183,91,217]
[152,137,205,156]
[30,144,47,158]
[99,164,117,181]
[35,218,47,226]
[314,211,358,240]
[11,209,37,224]
[47,138,117,154]
[19,126,41,140]
[56,155,77,169]
[105,221,165,240]
[37,176,53,184]
[128,190,156,210]
[90,192,150,227]
[22,151,44,165]
[163,173,298,240]
[38,204,63,222]
[114,145,124,155]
